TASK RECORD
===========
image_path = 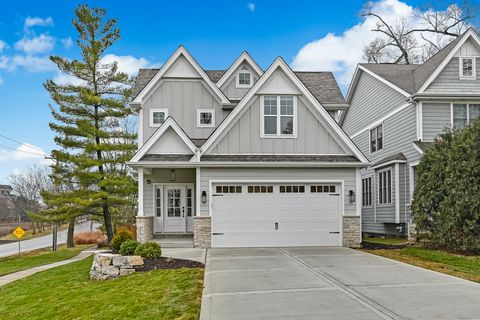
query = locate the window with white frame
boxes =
[452,103,480,130]
[459,57,476,79]
[378,169,392,205]
[262,95,296,137]
[237,70,252,88]
[370,124,383,153]
[362,177,372,207]
[197,109,215,127]
[150,109,168,127]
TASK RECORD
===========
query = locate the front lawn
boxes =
[0,245,90,276]
[0,257,204,320]
[363,247,480,283]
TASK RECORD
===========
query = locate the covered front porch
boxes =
[136,167,204,247]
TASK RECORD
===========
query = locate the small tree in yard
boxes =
[43,4,137,243]
[412,120,480,253]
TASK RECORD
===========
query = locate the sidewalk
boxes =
[0,250,94,288]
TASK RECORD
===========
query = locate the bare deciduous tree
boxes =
[362,0,479,64]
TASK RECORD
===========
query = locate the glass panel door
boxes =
[164,186,186,232]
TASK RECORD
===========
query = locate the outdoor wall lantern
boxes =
[169,169,176,181]
[201,191,207,203]
[349,190,355,203]
[146,179,151,184]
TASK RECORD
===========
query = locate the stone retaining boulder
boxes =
[90,252,144,280]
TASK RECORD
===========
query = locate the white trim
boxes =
[412,142,425,155]
[459,56,477,80]
[371,159,407,170]
[200,57,369,163]
[350,102,412,139]
[132,46,230,105]
[127,161,370,168]
[149,108,168,127]
[197,109,215,128]
[138,108,144,146]
[137,168,144,216]
[394,163,400,223]
[345,66,361,103]
[216,51,263,88]
[409,161,419,204]
[260,95,297,138]
[377,167,393,207]
[236,70,253,88]
[130,117,197,162]
[355,168,362,216]
[450,102,480,128]
[196,167,201,217]
[368,123,383,153]
[416,102,423,141]
[209,178,345,247]
[418,29,480,93]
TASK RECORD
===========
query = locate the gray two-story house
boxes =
[128,46,369,248]
[342,29,480,236]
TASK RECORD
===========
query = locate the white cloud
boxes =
[0,143,47,163]
[15,34,55,54]
[247,3,255,12]
[24,16,54,29]
[0,40,7,53]
[61,37,73,49]
[12,55,54,72]
[0,75,3,85]
[53,71,85,86]
[101,54,156,76]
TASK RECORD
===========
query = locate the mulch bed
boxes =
[137,257,204,272]
[361,241,407,250]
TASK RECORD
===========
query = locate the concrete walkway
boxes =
[0,250,94,288]
[201,247,480,320]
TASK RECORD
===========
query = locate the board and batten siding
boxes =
[220,61,260,100]
[425,57,480,94]
[422,102,451,141]
[353,105,420,235]
[343,71,408,135]
[208,96,348,154]
[142,168,196,217]
[142,79,224,142]
[199,167,357,217]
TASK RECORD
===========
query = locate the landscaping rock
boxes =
[112,256,129,267]
[105,266,119,277]
[126,256,144,266]
[90,253,144,280]
[119,268,135,276]
[96,253,120,266]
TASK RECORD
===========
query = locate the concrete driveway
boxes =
[200,247,480,320]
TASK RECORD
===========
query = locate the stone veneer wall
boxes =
[136,216,153,243]
[407,220,417,242]
[194,216,211,248]
[343,216,361,248]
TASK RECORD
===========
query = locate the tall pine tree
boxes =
[43,4,137,243]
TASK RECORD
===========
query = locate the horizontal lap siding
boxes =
[343,71,408,135]
[425,57,480,94]
[199,167,356,217]
[422,103,451,141]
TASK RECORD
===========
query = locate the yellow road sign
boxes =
[13,227,25,239]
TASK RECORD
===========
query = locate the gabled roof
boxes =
[131,46,230,105]
[200,57,368,163]
[130,117,197,163]
[348,29,480,100]
[201,154,359,162]
[413,141,432,154]
[133,69,346,106]
[216,51,264,88]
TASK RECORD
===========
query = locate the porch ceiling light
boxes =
[170,169,176,181]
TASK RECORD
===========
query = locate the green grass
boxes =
[0,257,204,320]
[363,237,407,246]
[0,245,90,276]
[362,246,480,282]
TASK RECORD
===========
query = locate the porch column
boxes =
[195,167,201,216]
[137,168,144,216]
[136,167,153,243]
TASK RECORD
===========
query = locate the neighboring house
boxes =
[0,185,16,222]
[127,46,369,248]
[342,29,480,236]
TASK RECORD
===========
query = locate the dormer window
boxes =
[460,57,476,80]
[236,68,252,88]
[150,108,168,127]
[197,109,215,128]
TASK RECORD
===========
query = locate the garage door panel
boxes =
[212,183,341,248]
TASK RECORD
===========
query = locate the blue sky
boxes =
[0,0,440,182]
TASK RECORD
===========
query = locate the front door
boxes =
[164,186,186,232]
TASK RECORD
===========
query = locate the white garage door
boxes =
[211,183,341,248]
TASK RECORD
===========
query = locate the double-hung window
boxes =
[197,109,215,128]
[378,169,392,205]
[459,57,476,80]
[370,124,383,153]
[452,103,480,130]
[150,109,168,127]
[237,71,252,88]
[362,177,372,207]
[262,95,296,137]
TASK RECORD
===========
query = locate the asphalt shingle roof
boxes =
[140,154,193,161]
[200,154,360,162]
[373,152,407,168]
[413,141,433,153]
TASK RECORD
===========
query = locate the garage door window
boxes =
[247,185,273,193]
[310,185,336,193]
[216,185,242,193]
[279,185,305,193]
